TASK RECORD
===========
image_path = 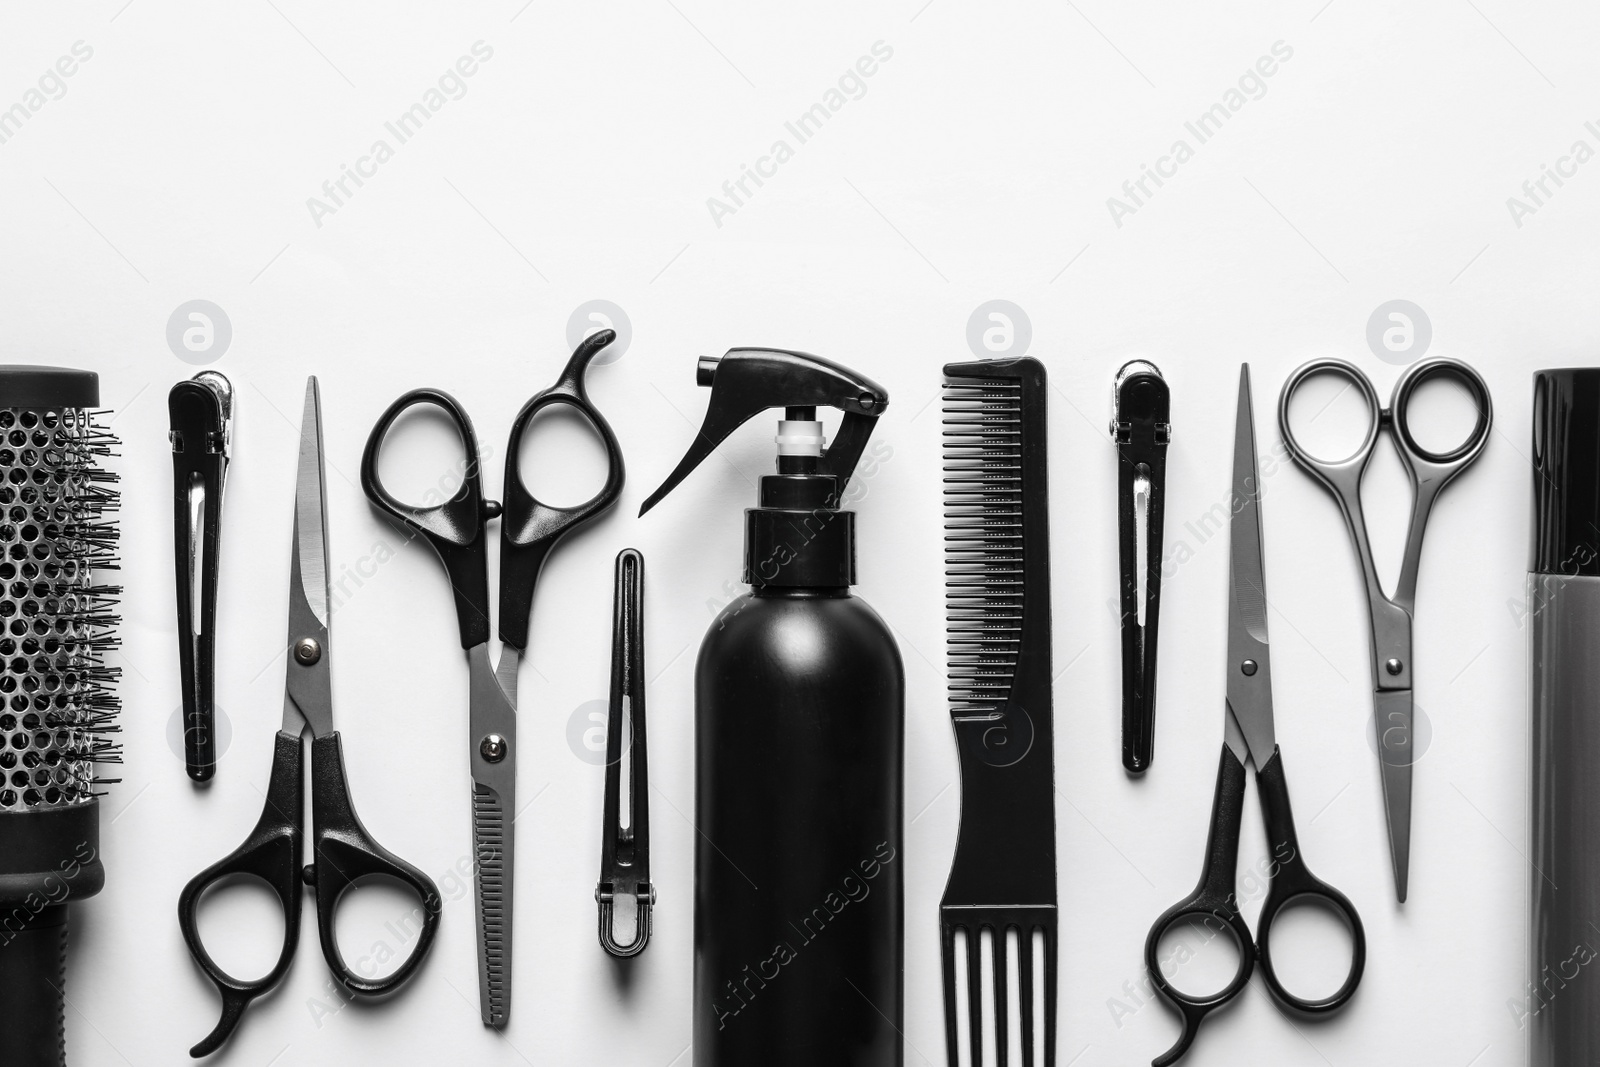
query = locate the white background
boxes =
[0,0,1576,1063]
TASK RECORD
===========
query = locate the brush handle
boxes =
[0,904,69,1067]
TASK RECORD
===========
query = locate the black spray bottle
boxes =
[640,348,904,1067]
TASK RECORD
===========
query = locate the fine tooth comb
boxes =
[940,356,1058,1067]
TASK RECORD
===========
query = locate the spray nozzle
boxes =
[639,348,889,515]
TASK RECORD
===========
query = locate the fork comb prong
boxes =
[941,918,961,1062]
[1017,924,1034,1067]
[968,922,986,1064]
[1042,918,1058,1065]
[941,908,1059,1066]
[990,923,1011,1066]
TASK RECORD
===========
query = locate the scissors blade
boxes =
[1225,365,1276,765]
[283,377,334,739]
[1374,689,1413,902]
[468,644,517,1027]
[294,379,331,627]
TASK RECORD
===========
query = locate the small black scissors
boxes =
[1144,366,1365,1067]
[360,330,625,1027]
[178,378,441,1058]
[1278,356,1491,902]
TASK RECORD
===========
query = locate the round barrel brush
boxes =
[0,367,120,1067]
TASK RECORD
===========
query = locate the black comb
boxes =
[940,356,1057,1066]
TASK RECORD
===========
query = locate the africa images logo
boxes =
[705,41,895,227]
[305,42,495,228]
[0,41,94,147]
[1106,41,1294,228]
[709,842,898,1031]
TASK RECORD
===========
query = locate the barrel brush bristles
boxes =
[0,405,123,806]
[0,367,120,1067]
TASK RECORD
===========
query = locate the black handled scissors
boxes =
[1277,356,1491,901]
[1144,366,1365,1067]
[178,378,441,1058]
[360,330,625,1027]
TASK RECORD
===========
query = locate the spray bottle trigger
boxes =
[638,347,889,515]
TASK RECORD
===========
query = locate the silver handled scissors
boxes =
[1277,356,1492,902]
[178,378,441,1057]
[359,331,625,1027]
[1144,365,1365,1067]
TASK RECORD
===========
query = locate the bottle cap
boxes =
[1532,368,1600,576]
[0,365,99,409]
[640,348,888,589]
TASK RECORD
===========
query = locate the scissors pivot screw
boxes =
[293,637,322,666]
[1385,657,1403,676]
[1241,658,1258,676]
[480,733,508,763]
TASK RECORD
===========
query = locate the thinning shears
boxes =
[178,378,441,1057]
[1278,356,1491,901]
[360,331,625,1027]
[1144,365,1365,1067]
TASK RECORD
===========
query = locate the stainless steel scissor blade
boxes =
[469,643,517,1028]
[1225,365,1276,769]
[284,377,334,739]
[1375,688,1413,901]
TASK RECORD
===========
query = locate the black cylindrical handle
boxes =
[0,904,69,1067]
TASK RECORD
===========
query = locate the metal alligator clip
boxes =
[596,547,654,957]
[169,371,233,782]
[1111,360,1170,775]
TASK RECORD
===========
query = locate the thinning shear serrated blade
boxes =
[471,782,513,1027]
[468,643,517,1027]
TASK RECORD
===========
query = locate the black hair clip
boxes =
[169,371,233,782]
[1111,361,1170,775]
[596,547,654,957]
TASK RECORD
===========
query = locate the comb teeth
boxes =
[0,406,120,811]
[944,379,1025,712]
